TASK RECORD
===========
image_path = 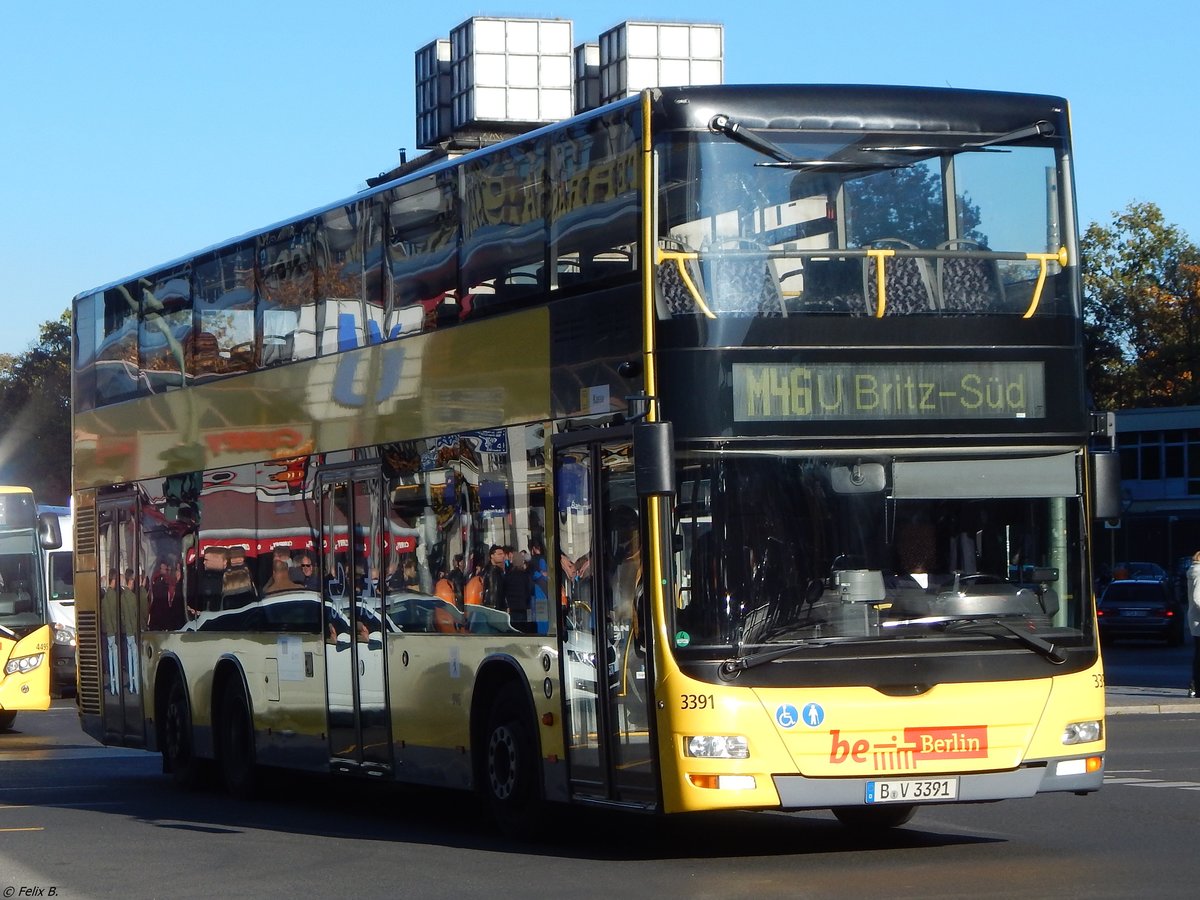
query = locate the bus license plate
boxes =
[865,777,958,804]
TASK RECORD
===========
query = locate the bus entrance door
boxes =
[96,496,146,746]
[320,472,392,776]
[555,437,656,807]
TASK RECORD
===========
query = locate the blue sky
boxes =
[0,0,1193,355]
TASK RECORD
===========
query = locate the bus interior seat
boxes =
[936,239,1006,312]
[656,238,707,316]
[865,240,936,315]
[703,237,785,317]
[799,256,864,312]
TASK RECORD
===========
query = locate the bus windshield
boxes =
[671,453,1087,658]
[657,126,1072,318]
[0,530,44,630]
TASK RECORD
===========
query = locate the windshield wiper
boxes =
[709,114,907,173]
[710,114,796,163]
[884,614,1067,664]
[719,639,832,677]
[857,121,1056,156]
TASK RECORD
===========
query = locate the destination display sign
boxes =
[732,361,1046,422]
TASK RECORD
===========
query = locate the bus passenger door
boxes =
[555,437,656,806]
[320,472,392,776]
[96,496,146,746]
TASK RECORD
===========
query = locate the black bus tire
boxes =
[0,711,16,732]
[162,676,206,789]
[832,804,917,830]
[484,683,542,835]
[218,677,258,799]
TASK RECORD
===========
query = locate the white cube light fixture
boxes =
[449,17,574,131]
[414,18,725,145]
[574,42,600,114]
[598,21,724,107]
[415,39,453,148]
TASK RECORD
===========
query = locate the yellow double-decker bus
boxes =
[71,84,1117,829]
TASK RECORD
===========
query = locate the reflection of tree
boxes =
[846,165,983,248]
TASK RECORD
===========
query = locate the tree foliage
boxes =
[1082,201,1200,409]
[0,311,72,504]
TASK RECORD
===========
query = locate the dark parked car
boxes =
[1097,579,1184,646]
[1111,561,1168,582]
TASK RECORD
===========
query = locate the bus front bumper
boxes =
[771,756,1105,809]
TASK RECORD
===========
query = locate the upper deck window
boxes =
[656,127,1072,320]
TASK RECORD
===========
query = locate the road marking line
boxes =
[1127,781,1200,789]
[0,827,44,832]
[1103,777,1158,783]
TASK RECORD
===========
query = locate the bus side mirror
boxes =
[1090,452,1121,521]
[633,421,675,497]
[38,511,63,551]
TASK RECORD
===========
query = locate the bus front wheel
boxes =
[483,683,542,834]
[217,678,257,799]
[163,677,205,789]
[0,711,15,732]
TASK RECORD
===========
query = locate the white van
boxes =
[39,504,76,695]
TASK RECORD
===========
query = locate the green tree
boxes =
[0,312,72,503]
[1082,201,1200,409]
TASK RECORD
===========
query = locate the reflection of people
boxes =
[198,547,228,612]
[529,540,548,631]
[1188,550,1200,698]
[296,554,321,591]
[147,558,185,630]
[448,554,467,608]
[483,545,507,611]
[226,546,258,605]
[263,557,301,594]
[504,548,532,629]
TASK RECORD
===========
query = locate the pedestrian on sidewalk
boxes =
[1187,550,1200,698]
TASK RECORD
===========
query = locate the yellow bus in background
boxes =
[0,486,63,730]
[71,84,1116,830]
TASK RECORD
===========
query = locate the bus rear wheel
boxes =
[217,678,257,799]
[483,683,542,835]
[832,804,917,830]
[0,711,15,732]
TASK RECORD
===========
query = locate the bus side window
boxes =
[258,220,317,365]
[386,170,461,334]
[460,137,548,319]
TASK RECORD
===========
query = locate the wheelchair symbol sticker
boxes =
[802,703,824,727]
[775,704,800,729]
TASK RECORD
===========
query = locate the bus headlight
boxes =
[1062,720,1102,744]
[53,624,77,648]
[684,735,750,759]
[5,652,46,676]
